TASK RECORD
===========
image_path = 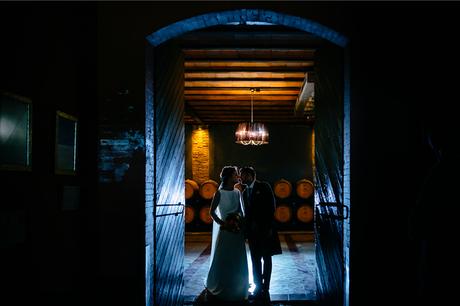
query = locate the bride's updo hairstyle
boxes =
[219,166,238,187]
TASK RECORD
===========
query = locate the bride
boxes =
[204,165,249,301]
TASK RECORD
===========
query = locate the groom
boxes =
[239,166,282,300]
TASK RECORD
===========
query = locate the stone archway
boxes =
[146,9,348,47]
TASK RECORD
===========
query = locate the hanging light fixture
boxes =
[235,88,269,145]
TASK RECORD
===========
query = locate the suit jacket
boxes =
[243,180,282,255]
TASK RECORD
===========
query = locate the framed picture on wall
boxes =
[0,91,32,171]
[55,111,77,175]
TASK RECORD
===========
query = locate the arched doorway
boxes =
[145,9,350,306]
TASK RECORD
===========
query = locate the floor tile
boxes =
[184,233,317,302]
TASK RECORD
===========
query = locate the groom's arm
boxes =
[265,183,276,217]
[259,182,276,238]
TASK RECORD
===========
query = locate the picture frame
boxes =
[0,91,32,171]
[55,111,78,175]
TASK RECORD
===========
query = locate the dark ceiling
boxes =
[178,24,324,125]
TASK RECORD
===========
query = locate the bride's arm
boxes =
[210,190,225,226]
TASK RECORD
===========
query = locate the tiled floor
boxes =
[184,232,317,303]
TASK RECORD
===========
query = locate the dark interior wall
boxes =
[0,3,97,305]
[348,6,415,306]
[96,4,147,305]
[346,4,460,306]
[185,124,313,185]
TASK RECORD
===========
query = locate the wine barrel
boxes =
[199,204,213,224]
[185,179,199,200]
[296,179,314,199]
[199,179,219,200]
[273,179,292,199]
[296,204,314,223]
[185,205,196,224]
[274,204,293,223]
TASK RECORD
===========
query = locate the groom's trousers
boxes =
[249,245,273,292]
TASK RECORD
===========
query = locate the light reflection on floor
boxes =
[183,232,317,302]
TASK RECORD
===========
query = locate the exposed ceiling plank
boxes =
[183,48,315,59]
[191,112,292,115]
[185,80,302,88]
[187,101,294,106]
[185,95,296,101]
[184,89,300,95]
[193,104,292,113]
[196,118,305,122]
[179,31,324,48]
[184,60,313,70]
[185,120,313,126]
[184,103,204,124]
[179,25,318,125]
[192,117,312,123]
[190,110,295,115]
[185,71,306,79]
[185,116,311,120]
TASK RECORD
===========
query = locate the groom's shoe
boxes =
[249,288,263,300]
[262,289,271,301]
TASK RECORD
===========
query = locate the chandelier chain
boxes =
[250,88,254,123]
[234,87,268,145]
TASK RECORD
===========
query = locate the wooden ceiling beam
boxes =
[185,80,302,88]
[185,120,313,126]
[179,31,324,47]
[185,71,306,79]
[196,112,294,115]
[185,95,296,101]
[184,103,204,124]
[185,115,310,119]
[190,117,312,123]
[190,111,295,115]
[187,101,294,106]
[184,89,300,95]
[184,60,313,70]
[197,116,305,120]
[190,106,293,111]
[179,28,318,124]
[183,48,315,59]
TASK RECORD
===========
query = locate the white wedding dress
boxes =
[205,188,249,301]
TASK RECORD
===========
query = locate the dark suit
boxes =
[243,180,282,293]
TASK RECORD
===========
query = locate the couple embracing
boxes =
[204,165,282,302]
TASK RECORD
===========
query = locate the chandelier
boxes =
[235,88,269,145]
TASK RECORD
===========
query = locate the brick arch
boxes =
[146,9,348,47]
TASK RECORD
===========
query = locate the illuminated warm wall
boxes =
[186,124,313,185]
[191,126,210,184]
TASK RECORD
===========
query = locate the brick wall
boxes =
[191,127,210,184]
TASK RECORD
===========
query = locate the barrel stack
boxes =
[196,179,218,231]
[293,179,315,230]
[184,178,219,231]
[273,179,295,230]
[272,178,315,231]
[185,177,314,232]
[185,179,200,231]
